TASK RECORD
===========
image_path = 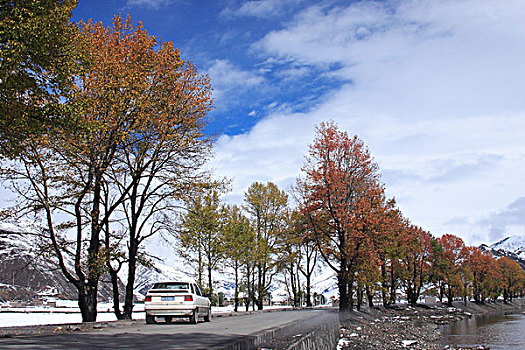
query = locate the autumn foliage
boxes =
[299,121,382,312]
[299,122,525,313]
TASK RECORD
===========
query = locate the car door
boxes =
[193,283,208,314]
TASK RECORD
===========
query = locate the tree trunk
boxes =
[290,264,298,307]
[348,273,355,310]
[234,265,239,312]
[104,202,123,320]
[446,286,453,307]
[356,284,363,311]
[109,267,123,320]
[366,285,374,307]
[245,267,251,312]
[380,264,388,307]
[81,175,103,322]
[305,274,312,307]
[208,264,213,295]
[123,242,138,319]
[78,286,97,322]
[256,264,264,310]
[337,269,349,315]
[198,249,203,287]
[389,264,396,305]
[295,263,302,307]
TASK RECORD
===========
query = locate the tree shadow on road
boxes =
[0,331,257,349]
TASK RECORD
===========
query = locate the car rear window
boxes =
[152,282,190,290]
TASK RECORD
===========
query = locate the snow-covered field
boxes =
[0,302,295,328]
[0,310,146,328]
[0,302,145,328]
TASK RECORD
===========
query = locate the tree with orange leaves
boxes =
[398,224,433,306]
[497,256,524,302]
[466,247,501,303]
[436,234,468,306]
[299,121,382,313]
[1,15,213,322]
[373,202,407,306]
[79,15,214,320]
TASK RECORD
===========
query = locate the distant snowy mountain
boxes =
[0,224,77,300]
[490,236,525,260]
[480,235,525,270]
[0,222,121,301]
[311,268,338,299]
[133,261,193,299]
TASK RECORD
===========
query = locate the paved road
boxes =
[0,309,335,349]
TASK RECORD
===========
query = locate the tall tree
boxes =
[278,210,304,307]
[437,234,467,306]
[465,247,500,304]
[178,190,224,295]
[497,257,524,303]
[92,15,213,319]
[398,224,432,306]
[244,181,288,310]
[1,15,213,322]
[290,209,319,308]
[221,204,254,312]
[374,201,405,306]
[299,121,381,314]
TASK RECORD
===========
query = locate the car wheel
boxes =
[204,308,211,322]
[189,309,198,324]
[146,315,156,324]
[165,316,172,324]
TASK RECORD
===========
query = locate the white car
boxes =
[144,281,211,324]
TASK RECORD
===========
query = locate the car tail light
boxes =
[145,296,152,302]
[184,295,193,302]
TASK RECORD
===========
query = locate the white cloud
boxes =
[126,0,172,9]
[256,0,525,119]
[212,0,525,245]
[223,0,298,19]
[481,197,525,242]
[205,59,264,110]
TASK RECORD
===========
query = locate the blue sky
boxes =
[70,0,525,245]
[73,0,347,135]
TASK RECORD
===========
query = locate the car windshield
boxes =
[152,282,190,290]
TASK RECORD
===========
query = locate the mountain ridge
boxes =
[0,225,123,301]
[480,234,525,270]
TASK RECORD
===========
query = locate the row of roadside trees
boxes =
[296,121,525,313]
[174,182,320,312]
[173,121,525,315]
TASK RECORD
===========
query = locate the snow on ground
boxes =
[0,303,294,328]
[0,311,146,328]
[0,302,145,327]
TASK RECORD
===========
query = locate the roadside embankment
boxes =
[337,299,525,350]
[254,309,339,350]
